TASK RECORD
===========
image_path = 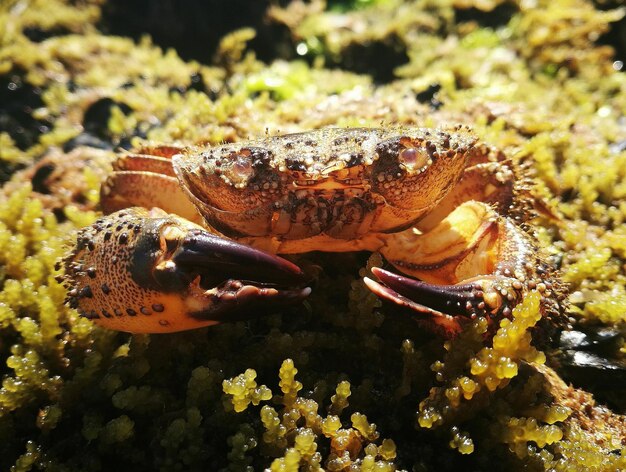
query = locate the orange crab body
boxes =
[62,127,559,336]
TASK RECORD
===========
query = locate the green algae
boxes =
[0,0,625,470]
[223,359,399,470]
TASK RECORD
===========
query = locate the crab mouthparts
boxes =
[292,178,365,190]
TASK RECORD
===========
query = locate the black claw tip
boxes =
[174,232,308,287]
[369,267,479,316]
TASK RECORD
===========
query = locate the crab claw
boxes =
[61,207,311,333]
[364,267,523,337]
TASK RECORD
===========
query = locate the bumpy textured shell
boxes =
[173,127,477,242]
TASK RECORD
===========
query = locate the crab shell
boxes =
[172,128,475,249]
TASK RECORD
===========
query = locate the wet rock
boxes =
[0,70,50,150]
[82,97,132,141]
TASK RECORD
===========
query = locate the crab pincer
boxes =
[362,199,560,338]
[364,270,523,337]
[62,208,311,333]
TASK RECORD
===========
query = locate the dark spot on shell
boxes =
[87,267,96,278]
[159,320,170,326]
[101,283,110,295]
[119,233,128,244]
[285,158,307,172]
[102,309,112,318]
[104,231,112,241]
[126,308,137,316]
[152,303,164,312]
[114,308,122,316]
[140,306,151,315]
[80,286,93,298]
[346,153,364,167]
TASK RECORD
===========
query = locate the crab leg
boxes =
[61,207,310,333]
[100,171,203,223]
[365,201,545,337]
[100,146,203,224]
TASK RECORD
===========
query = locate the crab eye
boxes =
[221,152,256,189]
[399,147,431,171]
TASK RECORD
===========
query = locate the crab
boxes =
[61,127,559,336]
